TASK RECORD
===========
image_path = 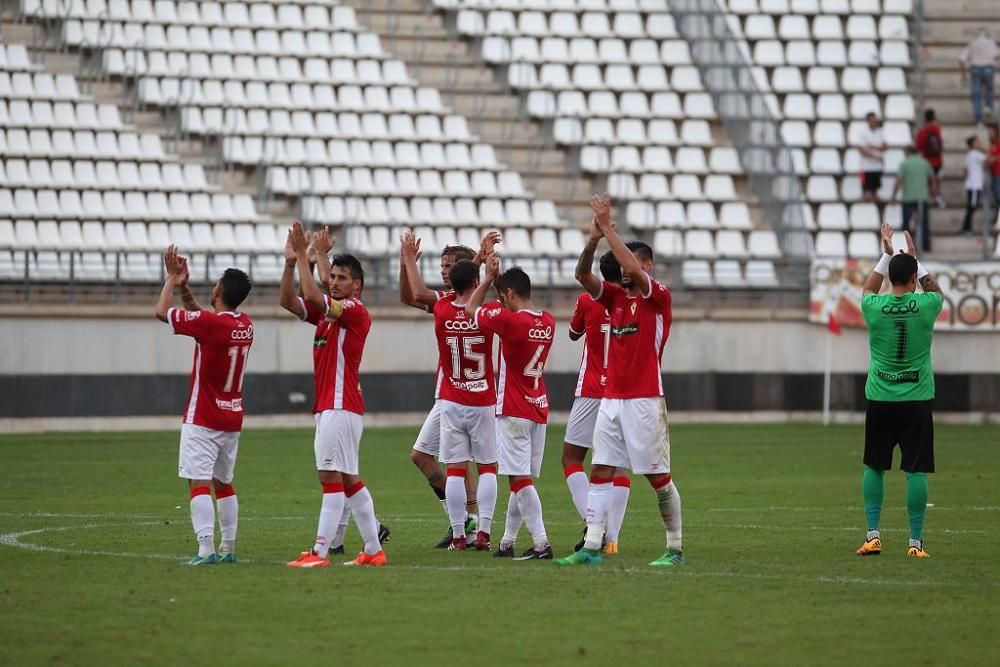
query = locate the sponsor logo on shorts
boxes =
[216,398,244,411]
[612,323,638,336]
[881,300,919,315]
[450,378,489,392]
[525,394,549,408]
[876,369,919,383]
[231,325,253,340]
[528,326,553,340]
[445,319,479,331]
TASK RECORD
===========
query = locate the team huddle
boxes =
[154,197,941,567]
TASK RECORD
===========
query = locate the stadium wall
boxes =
[2,310,998,419]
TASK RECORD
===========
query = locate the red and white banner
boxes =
[809,258,1000,332]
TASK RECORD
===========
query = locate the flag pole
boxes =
[822,331,832,426]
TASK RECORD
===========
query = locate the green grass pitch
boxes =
[1,423,998,666]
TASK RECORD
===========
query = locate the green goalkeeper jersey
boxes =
[861,291,942,401]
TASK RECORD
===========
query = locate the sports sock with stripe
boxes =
[331,503,350,550]
[514,480,548,549]
[445,470,468,538]
[313,482,345,559]
[905,472,928,542]
[862,466,885,537]
[583,478,611,551]
[346,482,381,556]
[606,476,630,543]
[476,464,497,535]
[563,464,589,521]
[189,486,215,557]
[215,485,238,555]
[500,489,522,549]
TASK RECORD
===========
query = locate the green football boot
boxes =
[185,553,219,566]
[553,548,603,567]
[648,549,684,568]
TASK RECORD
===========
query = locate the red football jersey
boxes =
[300,295,370,415]
[433,297,496,407]
[475,301,554,424]
[569,292,611,399]
[595,277,672,399]
[168,308,254,432]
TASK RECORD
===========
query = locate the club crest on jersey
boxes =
[630,302,638,315]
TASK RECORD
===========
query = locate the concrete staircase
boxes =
[0,13,295,228]
[346,0,596,226]
[919,0,1000,259]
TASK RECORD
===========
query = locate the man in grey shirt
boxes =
[960,29,998,124]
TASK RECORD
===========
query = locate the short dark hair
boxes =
[599,250,622,283]
[219,268,252,309]
[625,240,654,263]
[924,109,936,122]
[967,134,978,148]
[496,266,531,298]
[866,111,878,121]
[905,144,917,155]
[442,245,476,262]
[448,259,480,293]
[330,253,365,289]
[888,253,918,287]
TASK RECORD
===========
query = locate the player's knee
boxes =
[409,448,428,466]
[648,473,672,489]
[561,444,586,468]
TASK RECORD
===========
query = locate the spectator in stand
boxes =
[960,29,998,125]
[857,112,887,203]
[986,123,1000,223]
[961,136,987,237]
[892,146,937,253]
[915,109,946,207]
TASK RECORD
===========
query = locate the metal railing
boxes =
[669,0,813,273]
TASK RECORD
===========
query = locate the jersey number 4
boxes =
[224,345,250,393]
[523,344,547,391]
[446,336,486,380]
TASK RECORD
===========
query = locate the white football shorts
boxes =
[497,415,546,477]
[412,400,442,457]
[564,396,602,449]
[592,397,671,475]
[314,409,364,474]
[439,400,497,465]
[178,423,240,483]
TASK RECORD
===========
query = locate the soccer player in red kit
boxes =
[402,243,499,551]
[398,231,500,547]
[556,195,684,568]
[155,245,253,565]
[466,255,556,560]
[281,222,386,568]
[563,251,632,555]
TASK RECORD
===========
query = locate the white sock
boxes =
[477,470,497,535]
[445,474,467,538]
[216,492,238,555]
[500,490,522,547]
[332,503,351,549]
[313,487,345,559]
[564,467,590,521]
[605,479,630,543]
[346,484,381,556]
[583,481,611,551]
[655,480,683,551]
[189,489,215,557]
[515,483,548,549]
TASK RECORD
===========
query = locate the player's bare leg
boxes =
[186,478,217,565]
[508,476,552,560]
[212,478,238,563]
[647,472,683,567]
[341,472,387,566]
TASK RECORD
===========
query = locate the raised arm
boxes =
[310,226,334,294]
[398,234,426,309]
[155,245,184,322]
[291,221,326,314]
[863,223,895,295]
[279,226,307,319]
[401,231,440,309]
[465,251,501,318]
[174,256,204,312]
[575,200,605,298]
[475,231,502,265]
[593,193,650,295]
[903,229,942,294]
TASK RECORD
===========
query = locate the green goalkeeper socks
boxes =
[906,472,928,541]
[862,466,885,532]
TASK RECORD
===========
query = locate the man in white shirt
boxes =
[857,112,888,203]
[960,29,998,124]
[962,135,987,236]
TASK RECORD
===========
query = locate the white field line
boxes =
[1,514,996,589]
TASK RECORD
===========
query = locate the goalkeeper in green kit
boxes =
[856,224,942,559]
